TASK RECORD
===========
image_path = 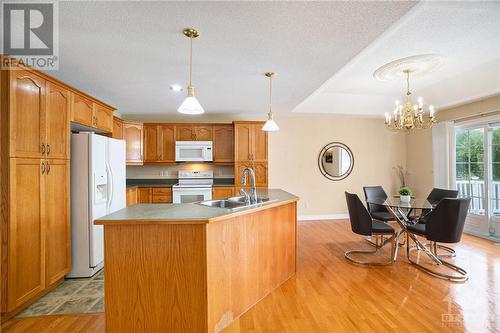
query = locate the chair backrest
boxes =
[363,186,388,213]
[427,188,459,205]
[426,198,471,243]
[345,192,373,236]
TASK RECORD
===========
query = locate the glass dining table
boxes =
[366,197,439,263]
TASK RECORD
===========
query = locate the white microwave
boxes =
[175,141,213,162]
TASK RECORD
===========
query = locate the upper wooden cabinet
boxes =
[158,125,176,163]
[124,121,143,165]
[176,124,212,141]
[144,124,176,163]
[213,124,234,163]
[8,71,70,160]
[70,92,115,133]
[235,161,268,188]
[112,117,124,140]
[71,93,93,127]
[9,70,46,159]
[143,124,158,162]
[234,122,267,162]
[45,82,70,159]
[93,104,114,132]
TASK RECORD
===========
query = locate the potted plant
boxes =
[399,187,412,203]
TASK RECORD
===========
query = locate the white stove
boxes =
[172,170,213,203]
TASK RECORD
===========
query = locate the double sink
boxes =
[197,195,275,211]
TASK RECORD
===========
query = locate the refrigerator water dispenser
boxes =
[94,170,108,204]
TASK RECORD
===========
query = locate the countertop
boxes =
[126,178,235,189]
[96,189,298,225]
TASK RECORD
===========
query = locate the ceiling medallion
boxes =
[373,54,444,82]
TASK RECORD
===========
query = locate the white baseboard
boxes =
[298,214,349,221]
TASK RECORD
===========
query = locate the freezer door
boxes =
[107,138,126,213]
[90,134,107,267]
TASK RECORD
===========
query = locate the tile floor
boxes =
[16,269,104,317]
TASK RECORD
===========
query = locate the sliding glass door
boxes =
[455,123,500,238]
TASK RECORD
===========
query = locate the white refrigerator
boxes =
[68,132,126,278]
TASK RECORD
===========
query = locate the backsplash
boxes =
[126,164,234,179]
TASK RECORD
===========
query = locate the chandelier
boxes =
[384,69,435,131]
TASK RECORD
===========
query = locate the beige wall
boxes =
[268,115,407,218]
[406,94,500,197]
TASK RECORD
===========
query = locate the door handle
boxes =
[47,144,50,156]
[46,160,50,174]
[41,143,45,155]
[41,161,45,174]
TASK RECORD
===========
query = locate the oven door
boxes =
[173,187,212,204]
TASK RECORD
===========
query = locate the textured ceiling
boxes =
[49,1,416,118]
[293,1,500,116]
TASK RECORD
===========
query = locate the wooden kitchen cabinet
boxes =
[213,124,234,163]
[234,122,267,162]
[212,187,235,199]
[71,93,115,133]
[144,124,176,163]
[235,162,268,188]
[194,125,212,141]
[124,121,143,165]
[158,125,176,163]
[234,122,268,188]
[93,104,114,132]
[112,117,124,139]
[45,82,70,160]
[176,124,212,141]
[45,159,71,287]
[138,188,152,203]
[126,188,138,207]
[5,158,46,313]
[176,125,195,141]
[152,188,172,203]
[9,70,46,159]
[143,124,159,162]
[71,92,94,128]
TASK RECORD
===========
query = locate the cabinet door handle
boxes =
[46,160,50,174]
[41,161,45,174]
[46,144,50,156]
[41,143,45,155]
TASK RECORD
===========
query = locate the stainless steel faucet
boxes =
[240,167,257,204]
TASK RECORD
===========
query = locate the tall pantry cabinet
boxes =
[1,66,71,318]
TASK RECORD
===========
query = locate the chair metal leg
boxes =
[346,233,395,266]
[407,239,468,282]
[365,234,392,249]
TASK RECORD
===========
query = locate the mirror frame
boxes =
[318,142,354,181]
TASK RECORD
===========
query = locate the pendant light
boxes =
[262,72,279,131]
[178,28,204,115]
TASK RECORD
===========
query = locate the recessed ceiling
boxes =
[293,1,500,117]
[48,1,416,118]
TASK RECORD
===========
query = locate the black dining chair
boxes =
[363,186,395,223]
[344,192,396,266]
[405,197,471,282]
[411,188,459,257]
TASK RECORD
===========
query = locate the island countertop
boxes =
[95,189,298,225]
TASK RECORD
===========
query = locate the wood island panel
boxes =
[101,199,297,333]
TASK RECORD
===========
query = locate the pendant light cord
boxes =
[189,36,193,87]
[406,70,410,96]
[269,76,273,115]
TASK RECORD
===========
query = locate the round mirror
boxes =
[318,142,354,181]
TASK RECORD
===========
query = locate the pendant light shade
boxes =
[262,72,279,132]
[262,118,279,131]
[178,86,204,115]
[178,28,204,115]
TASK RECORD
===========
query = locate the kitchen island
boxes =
[95,189,298,333]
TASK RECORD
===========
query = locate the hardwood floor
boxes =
[2,220,499,332]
